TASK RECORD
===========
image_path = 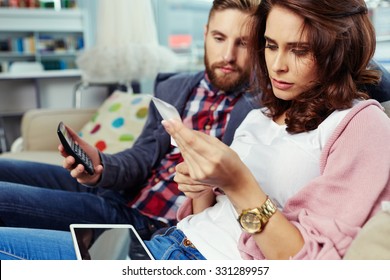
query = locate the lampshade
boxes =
[76,0,178,84]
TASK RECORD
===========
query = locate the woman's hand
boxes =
[162,119,252,191]
[175,162,213,198]
[58,124,103,185]
[175,162,216,213]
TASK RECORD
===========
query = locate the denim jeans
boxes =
[145,227,206,260]
[0,159,165,240]
[0,226,205,260]
[0,227,77,260]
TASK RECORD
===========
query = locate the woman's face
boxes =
[264,6,318,101]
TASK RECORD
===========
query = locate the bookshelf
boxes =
[0,7,89,72]
[0,6,90,152]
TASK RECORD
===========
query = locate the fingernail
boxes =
[161,120,171,132]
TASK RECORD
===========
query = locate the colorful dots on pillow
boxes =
[136,107,148,119]
[112,117,125,128]
[109,103,122,112]
[95,140,107,152]
[119,134,135,142]
[131,97,144,105]
[78,91,151,154]
[90,124,101,134]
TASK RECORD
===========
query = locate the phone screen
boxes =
[59,122,73,147]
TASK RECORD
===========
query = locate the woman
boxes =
[0,0,389,260]
[158,0,390,260]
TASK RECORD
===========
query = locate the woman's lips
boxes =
[272,78,293,90]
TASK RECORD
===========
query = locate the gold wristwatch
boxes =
[238,197,277,234]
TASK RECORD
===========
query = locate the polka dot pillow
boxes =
[78,91,151,154]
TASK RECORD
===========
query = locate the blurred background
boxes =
[0,0,389,152]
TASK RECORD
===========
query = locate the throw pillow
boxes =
[78,91,151,154]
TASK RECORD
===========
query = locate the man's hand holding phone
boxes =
[57,122,103,185]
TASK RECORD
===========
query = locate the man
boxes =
[0,0,262,240]
[0,0,389,241]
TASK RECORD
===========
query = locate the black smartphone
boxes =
[57,121,94,175]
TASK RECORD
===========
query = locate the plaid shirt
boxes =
[130,76,243,225]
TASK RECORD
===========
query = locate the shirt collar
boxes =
[203,72,247,101]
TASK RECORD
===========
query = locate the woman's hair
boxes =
[248,0,381,133]
[208,0,261,24]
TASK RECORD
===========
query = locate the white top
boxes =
[177,103,357,259]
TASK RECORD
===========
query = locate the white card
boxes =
[151,96,181,146]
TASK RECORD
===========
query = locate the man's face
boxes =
[204,9,251,92]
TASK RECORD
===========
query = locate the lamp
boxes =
[76,0,178,86]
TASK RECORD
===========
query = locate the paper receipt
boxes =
[151,96,181,146]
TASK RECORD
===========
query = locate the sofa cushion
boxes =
[78,91,151,154]
[0,151,62,165]
[344,209,390,260]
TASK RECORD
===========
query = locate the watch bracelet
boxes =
[259,197,277,220]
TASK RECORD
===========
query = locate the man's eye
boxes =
[214,36,224,42]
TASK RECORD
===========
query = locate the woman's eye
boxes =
[239,40,247,47]
[292,49,310,56]
[265,43,277,50]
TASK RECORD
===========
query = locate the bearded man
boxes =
[0,0,261,239]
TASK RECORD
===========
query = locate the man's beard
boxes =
[204,54,250,92]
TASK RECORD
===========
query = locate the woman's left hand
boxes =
[175,162,214,199]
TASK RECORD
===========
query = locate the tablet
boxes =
[69,224,155,260]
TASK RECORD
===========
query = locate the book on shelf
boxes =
[0,36,36,54]
[0,0,76,9]
[38,34,83,54]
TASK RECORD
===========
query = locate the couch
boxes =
[1,99,390,259]
[0,91,151,165]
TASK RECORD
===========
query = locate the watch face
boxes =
[240,212,262,233]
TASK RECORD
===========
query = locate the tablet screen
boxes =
[70,224,155,260]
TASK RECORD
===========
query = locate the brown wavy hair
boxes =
[208,0,261,24]
[248,0,380,133]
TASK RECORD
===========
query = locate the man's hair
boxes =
[248,0,380,133]
[207,0,261,24]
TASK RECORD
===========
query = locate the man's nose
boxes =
[223,43,236,63]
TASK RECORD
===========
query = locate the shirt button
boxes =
[210,105,216,111]
[154,178,160,183]
[168,167,175,173]
[205,125,211,130]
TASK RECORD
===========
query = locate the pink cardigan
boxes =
[177,100,390,260]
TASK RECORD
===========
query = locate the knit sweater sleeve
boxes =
[238,100,390,259]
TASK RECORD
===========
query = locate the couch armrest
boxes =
[344,211,390,260]
[21,108,96,151]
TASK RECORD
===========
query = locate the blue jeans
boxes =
[145,227,206,260]
[0,227,205,260]
[0,227,77,260]
[0,159,166,239]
